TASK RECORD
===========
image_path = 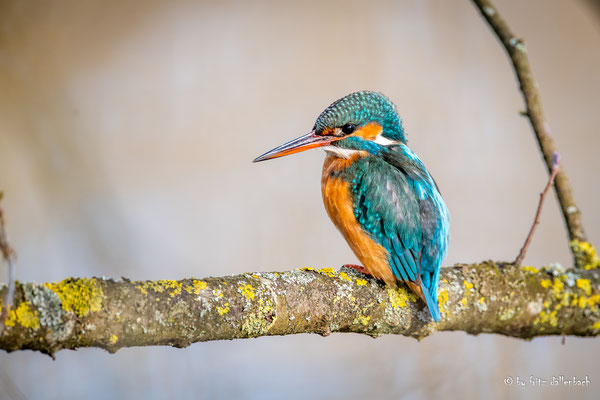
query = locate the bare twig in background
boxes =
[514,152,560,266]
[0,192,16,330]
[471,0,592,268]
[1,264,599,356]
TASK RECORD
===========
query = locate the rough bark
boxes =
[1,262,599,357]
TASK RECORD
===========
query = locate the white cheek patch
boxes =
[322,146,362,159]
[373,133,399,146]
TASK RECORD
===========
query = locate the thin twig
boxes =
[0,192,16,329]
[471,0,588,267]
[514,153,560,266]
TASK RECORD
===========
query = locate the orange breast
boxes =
[321,154,397,287]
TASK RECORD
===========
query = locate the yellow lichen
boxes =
[339,272,351,282]
[550,278,564,298]
[4,310,16,327]
[460,298,468,308]
[409,290,419,302]
[135,280,185,297]
[388,287,410,309]
[542,277,571,311]
[5,301,40,330]
[166,281,183,297]
[135,284,148,295]
[578,294,600,310]
[535,310,558,327]
[45,278,103,318]
[356,279,367,286]
[238,284,255,300]
[217,302,230,315]
[576,278,592,296]
[588,294,600,309]
[534,276,576,326]
[540,277,565,303]
[241,297,276,336]
[463,280,473,290]
[522,266,539,274]
[184,280,208,295]
[593,320,600,330]
[299,266,315,271]
[478,297,485,304]
[540,279,552,289]
[354,315,370,326]
[570,239,600,270]
[317,267,337,277]
[109,334,118,344]
[438,289,449,314]
[259,298,273,314]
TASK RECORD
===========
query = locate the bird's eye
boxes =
[341,124,356,135]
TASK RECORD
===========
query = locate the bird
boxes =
[253,91,449,322]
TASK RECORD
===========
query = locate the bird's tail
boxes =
[421,282,441,322]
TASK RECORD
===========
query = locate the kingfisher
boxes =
[253,91,449,322]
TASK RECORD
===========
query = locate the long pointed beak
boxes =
[253,131,335,162]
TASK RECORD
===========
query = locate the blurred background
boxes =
[0,0,599,399]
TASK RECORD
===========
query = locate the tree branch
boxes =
[1,263,599,356]
[471,0,595,269]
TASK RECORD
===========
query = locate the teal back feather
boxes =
[342,145,449,322]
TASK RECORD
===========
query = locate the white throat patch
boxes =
[322,146,362,159]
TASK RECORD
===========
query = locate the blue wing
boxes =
[349,145,449,321]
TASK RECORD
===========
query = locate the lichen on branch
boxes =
[1,262,599,356]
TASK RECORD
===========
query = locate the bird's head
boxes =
[253,91,406,162]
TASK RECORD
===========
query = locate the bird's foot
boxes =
[342,264,370,276]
